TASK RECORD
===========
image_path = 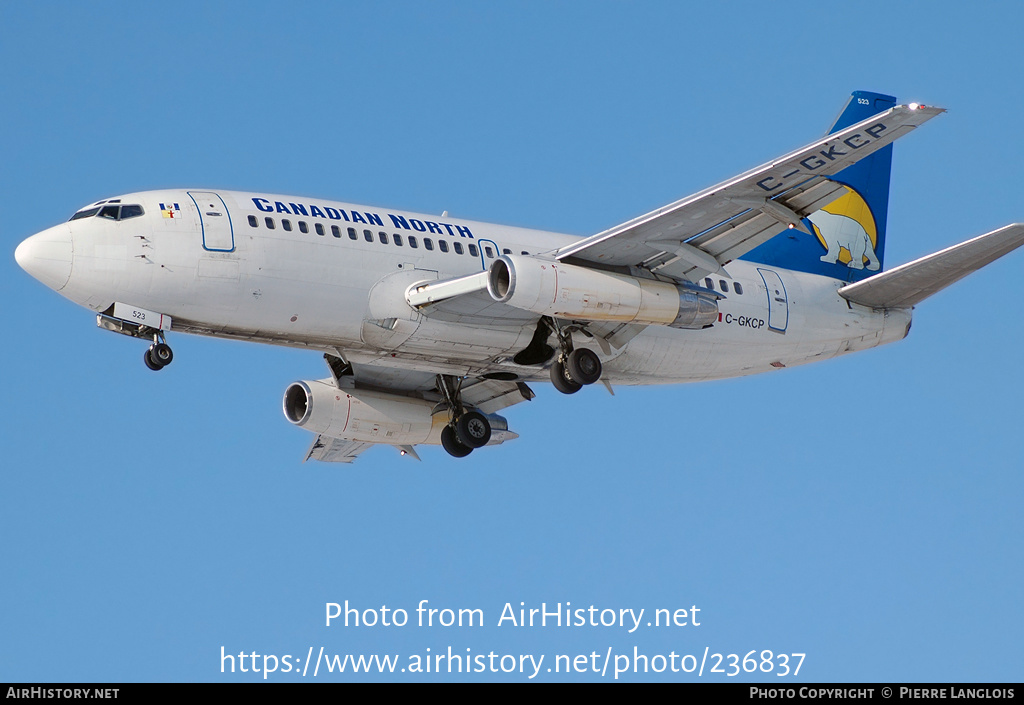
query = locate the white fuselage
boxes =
[22,189,911,385]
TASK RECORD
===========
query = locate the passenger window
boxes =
[378,232,389,244]
[438,240,449,253]
[454,242,463,255]
[299,221,309,234]
[469,244,478,257]
[265,217,276,229]
[503,248,512,255]
[394,233,403,246]
[315,223,324,236]
[521,251,530,255]
[332,225,341,238]
[409,236,418,249]
[734,282,744,295]
[282,219,292,231]
[363,229,373,242]
[705,278,714,290]
[347,227,357,240]
[484,246,494,258]
[719,280,729,293]
[248,215,259,227]
[424,238,434,251]
[99,205,119,220]
[120,205,144,219]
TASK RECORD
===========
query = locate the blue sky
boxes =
[2,1,1022,682]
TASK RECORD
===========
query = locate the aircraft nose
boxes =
[15,224,74,291]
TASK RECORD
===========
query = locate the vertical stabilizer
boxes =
[743,91,897,282]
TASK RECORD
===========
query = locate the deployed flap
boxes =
[345,361,437,393]
[346,361,535,414]
[582,320,648,353]
[838,224,1024,309]
[554,102,943,281]
[305,435,373,463]
[460,377,535,414]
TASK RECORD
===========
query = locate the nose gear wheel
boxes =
[144,334,173,371]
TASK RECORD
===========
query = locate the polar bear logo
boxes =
[809,209,881,271]
[804,184,881,271]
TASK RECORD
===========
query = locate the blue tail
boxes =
[742,90,896,282]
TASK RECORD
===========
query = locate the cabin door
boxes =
[758,268,789,333]
[188,191,235,252]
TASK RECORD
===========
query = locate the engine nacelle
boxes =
[486,255,718,329]
[283,380,512,446]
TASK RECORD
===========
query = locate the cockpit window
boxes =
[71,204,145,222]
[70,207,101,221]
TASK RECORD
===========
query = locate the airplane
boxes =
[14,91,1024,463]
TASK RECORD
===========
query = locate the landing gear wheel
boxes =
[441,424,473,458]
[567,348,601,385]
[144,347,164,371]
[550,357,583,395]
[151,342,173,367]
[456,411,491,449]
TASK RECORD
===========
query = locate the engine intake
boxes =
[284,380,439,444]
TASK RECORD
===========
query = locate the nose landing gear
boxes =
[144,335,174,371]
[94,304,176,372]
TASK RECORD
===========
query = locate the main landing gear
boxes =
[437,375,491,458]
[143,333,174,371]
[549,320,602,395]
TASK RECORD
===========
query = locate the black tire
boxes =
[441,424,473,458]
[456,411,491,449]
[152,342,173,366]
[550,357,582,394]
[144,346,164,371]
[567,348,602,385]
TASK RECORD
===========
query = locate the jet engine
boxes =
[486,255,718,329]
[282,380,513,447]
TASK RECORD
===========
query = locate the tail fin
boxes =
[743,90,897,282]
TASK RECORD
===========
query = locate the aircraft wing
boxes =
[554,103,944,282]
[305,436,374,463]
[336,358,535,413]
[838,223,1024,309]
[301,354,533,463]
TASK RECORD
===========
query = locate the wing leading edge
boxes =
[555,101,944,283]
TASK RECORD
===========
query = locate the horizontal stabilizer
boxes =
[838,223,1024,309]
